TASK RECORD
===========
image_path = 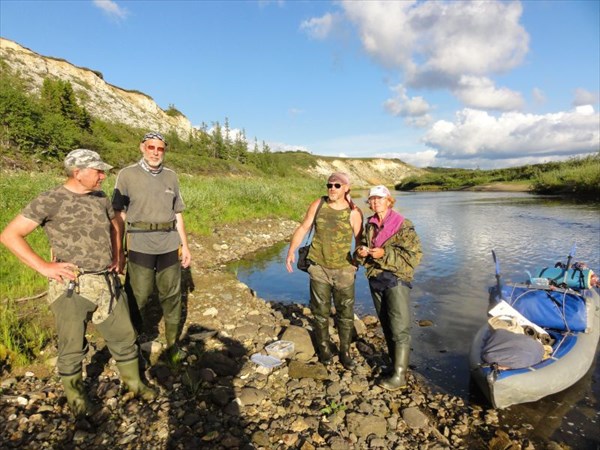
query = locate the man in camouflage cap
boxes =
[285,173,363,370]
[112,132,191,363]
[0,149,156,428]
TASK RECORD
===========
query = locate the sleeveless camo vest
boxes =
[308,203,353,269]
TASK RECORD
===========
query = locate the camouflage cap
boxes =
[64,149,113,171]
[141,131,168,146]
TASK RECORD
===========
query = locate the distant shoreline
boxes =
[463,181,532,192]
[396,181,533,194]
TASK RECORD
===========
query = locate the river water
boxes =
[230,191,600,448]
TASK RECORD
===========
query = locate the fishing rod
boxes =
[492,249,502,298]
[562,243,577,286]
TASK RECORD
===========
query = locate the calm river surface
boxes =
[230,191,600,448]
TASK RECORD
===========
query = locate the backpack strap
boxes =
[305,196,326,243]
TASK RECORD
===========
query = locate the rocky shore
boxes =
[1,218,544,449]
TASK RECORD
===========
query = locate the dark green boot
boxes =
[116,359,158,401]
[164,321,185,364]
[379,344,409,391]
[313,322,333,365]
[61,372,93,418]
[338,324,356,370]
[380,325,395,376]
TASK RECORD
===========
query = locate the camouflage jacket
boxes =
[356,217,422,282]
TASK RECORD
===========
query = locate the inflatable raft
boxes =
[469,268,600,409]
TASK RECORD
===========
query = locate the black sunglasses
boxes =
[326,183,342,189]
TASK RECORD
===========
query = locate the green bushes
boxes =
[531,155,600,200]
[397,156,599,200]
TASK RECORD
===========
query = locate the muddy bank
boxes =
[465,182,532,192]
[1,218,555,449]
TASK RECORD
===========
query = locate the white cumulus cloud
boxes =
[341,0,528,82]
[384,84,432,123]
[307,0,530,111]
[93,0,128,20]
[453,76,524,111]
[423,106,600,162]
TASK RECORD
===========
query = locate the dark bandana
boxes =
[141,131,167,145]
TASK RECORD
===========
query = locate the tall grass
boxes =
[1,170,323,299]
[1,300,51,372]
[180,175,322,235]
[0,171,61,371]
[0,171,63,299]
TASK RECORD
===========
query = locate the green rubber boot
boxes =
[164,321,186,364]
[338,324,356,370]
[379,345,409,391]
[61,372,93,419]
[313,322,333,365]
[116,359,158,401]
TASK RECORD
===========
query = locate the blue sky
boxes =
[1,0,598,168]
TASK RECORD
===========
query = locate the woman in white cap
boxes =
[355,185,422,390]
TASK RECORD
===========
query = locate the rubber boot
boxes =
[338,324,356,370]
[313,322,333,365]
[380,326,395,376]
[61,372,93,418]
[164,321,185,364]
[310,280,333,365]
[116,359,158,401]
[379,344,409,391]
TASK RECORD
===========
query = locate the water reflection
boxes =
[230,191,600,447]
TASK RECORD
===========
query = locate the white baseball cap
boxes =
[368,185,391,198]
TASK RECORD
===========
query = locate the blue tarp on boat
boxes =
[491,285,587,332]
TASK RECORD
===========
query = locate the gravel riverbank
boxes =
[0,218,561,449]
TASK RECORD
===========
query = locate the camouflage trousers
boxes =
[307,264,356,329]
[48,274,138,376]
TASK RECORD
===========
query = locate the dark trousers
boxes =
[126,250,182,336]
[370,283,411,353]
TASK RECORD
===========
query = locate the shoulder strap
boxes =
[305,196,326,243]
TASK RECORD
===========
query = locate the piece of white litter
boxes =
[265,340,295,359]
[250,353,283,368]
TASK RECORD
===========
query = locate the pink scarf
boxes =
[369,209,404,248]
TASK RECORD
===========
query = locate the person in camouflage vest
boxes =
[286,173,363,370]
[355,185,422,391]
[0,149,156,428]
